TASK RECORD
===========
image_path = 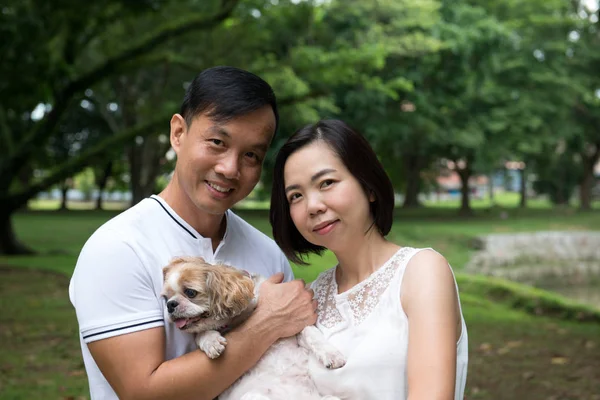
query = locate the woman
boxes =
[269,119,468,399]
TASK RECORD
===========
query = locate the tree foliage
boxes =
[1,0,599,254]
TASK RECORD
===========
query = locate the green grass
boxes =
[456,274,600,323]
[0,268,89,399]
[3,204,600,280]
[0,267,598,400]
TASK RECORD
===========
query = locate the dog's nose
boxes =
[167,300,179,313]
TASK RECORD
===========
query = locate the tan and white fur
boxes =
[162,257,345,400]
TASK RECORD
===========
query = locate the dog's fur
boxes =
[162,257,345,400]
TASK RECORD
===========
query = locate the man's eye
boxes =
[184,288,197,298]
[209,139,223,146]
[245,151,259,160]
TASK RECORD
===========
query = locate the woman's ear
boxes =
[369,189,376,203]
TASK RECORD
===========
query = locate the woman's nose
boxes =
[307,193,326,215]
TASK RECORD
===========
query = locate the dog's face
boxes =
[161,257,256,333]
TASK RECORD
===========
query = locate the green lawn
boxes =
[1,204,600,399]
[1,266,598,399]
[5,203,599,282]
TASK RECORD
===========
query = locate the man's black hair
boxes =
[180,66,279,132]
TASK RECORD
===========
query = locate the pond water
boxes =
[549,285,600,309]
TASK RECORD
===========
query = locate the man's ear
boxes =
[170,113,187,154]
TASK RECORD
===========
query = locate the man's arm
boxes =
[278,250,295,281]
[88,274,316,400]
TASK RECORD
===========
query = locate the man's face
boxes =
[171,105,276,216]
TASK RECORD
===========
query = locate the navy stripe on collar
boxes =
[149,197,197,239]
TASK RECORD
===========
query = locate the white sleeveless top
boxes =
[308,247,468,400]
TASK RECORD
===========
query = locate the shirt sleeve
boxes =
[279,251,295,282]
[69,228,164,343]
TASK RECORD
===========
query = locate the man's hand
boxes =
[255,273,318,339]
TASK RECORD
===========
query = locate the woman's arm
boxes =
[401,249,462,400]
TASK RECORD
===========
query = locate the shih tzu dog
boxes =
[161,256,345,400]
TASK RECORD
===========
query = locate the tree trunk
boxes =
[402,154,423,208]
[519,167,527,208]
[60,181,69,210]
[95,190,104,211]
[579,147,599,211]
[0,211,35,255]
[457,164,473,216]
[488,173,495,205]
[129,135,166,207]
[579,169,594,211]
[95,161,114,210]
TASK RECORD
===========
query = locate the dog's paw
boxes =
[196,330,227,359]
[315,346,346,369]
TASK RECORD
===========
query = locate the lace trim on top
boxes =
[314,269,344,328]
[314,247,414,328]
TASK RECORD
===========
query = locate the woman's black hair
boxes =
[270,119,395,264]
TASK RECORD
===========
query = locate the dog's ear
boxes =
[162,264,171,282]
[206,268,255,319]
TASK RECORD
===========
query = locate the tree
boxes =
[289,0,443,207]
[569,1,600,209]
[0,0,240,254]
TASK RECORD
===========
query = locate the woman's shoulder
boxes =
[401,247,458,309]
[387,246,448,271]
[402,247,454,284]
[405,247,449,266]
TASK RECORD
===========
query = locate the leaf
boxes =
[522,371,535,380]
[551,356,569,365]
[479,342,493,352]
[584,340,595,350]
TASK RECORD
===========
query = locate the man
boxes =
[69,66,317,400]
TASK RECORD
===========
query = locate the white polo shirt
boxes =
[69,195,293,400]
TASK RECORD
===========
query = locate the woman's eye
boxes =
[321,179,334,188]
[184,288,197,298]
[288,193,301,202]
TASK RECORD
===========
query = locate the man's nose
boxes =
[215,153,240,180]
[167,300,179,314]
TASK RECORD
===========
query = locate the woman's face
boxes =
[283,141,374,253]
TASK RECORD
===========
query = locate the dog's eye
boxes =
[200,311,210,319]
[184,288,197,298]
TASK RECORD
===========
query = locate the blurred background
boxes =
[0,0,599,399]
